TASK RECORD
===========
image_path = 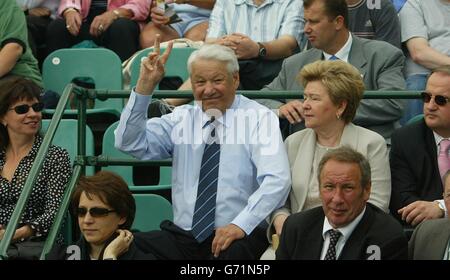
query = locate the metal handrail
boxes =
[87,89,422,100]
[0,84,74,259]
[2,84,423,260]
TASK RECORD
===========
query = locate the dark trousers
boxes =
[133,220,268,260]
[238,58,284,90]
[46,18,140,61]
[26,15,52,64]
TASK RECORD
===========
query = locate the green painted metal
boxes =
[0,84,74,259]
[1,83,423,260]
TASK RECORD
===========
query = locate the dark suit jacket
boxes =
[46,236,156,260]
[409,218,450,260]
[389,120,443,221]
[276,203,408,260]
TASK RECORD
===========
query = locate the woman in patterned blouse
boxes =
[0,76,72,255]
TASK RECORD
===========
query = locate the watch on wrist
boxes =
[436,201,445,211]
[63,7,78,17]
[112,9,120,19]
[257,42,267,58]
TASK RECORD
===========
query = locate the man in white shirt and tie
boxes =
[114,36,291,259]
[276,146,407,260]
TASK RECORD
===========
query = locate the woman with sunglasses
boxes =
[47,171,155,260]
[0,75,72,259]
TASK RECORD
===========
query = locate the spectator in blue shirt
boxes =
[115,37,291,259]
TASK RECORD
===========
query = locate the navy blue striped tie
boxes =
[191,120,220,242]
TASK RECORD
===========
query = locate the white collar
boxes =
[433,131,450,147]
[323,32,353,62]
[322,205,366,243]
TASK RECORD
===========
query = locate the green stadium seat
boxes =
[131,194,173,232]
[42,48,124,116]
[40,119,95,175]
[406,114,424,125]
[101,121,172,191]
[130,47,196,88]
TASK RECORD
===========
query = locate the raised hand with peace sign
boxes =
[136,34,174,95]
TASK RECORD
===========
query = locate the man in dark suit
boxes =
[409,170,450,260]
[263,0,405,140]
[390,66,450,226]
[276,147,407,260]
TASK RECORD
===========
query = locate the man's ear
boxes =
[363,183,371,202]
[334,15,345,30]
[233,72,240,90]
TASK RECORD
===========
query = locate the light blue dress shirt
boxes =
[207,0,305,49]
[115,90,291,235]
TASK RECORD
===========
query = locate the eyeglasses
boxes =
[421,92,450,106]
[76,207,116,218]
[9,102,44,114]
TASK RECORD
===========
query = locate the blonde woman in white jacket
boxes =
[261,60,391,259]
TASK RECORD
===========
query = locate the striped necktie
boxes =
[191,119,221,242]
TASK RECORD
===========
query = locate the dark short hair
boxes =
[304,0,349,28]
[430,65,450,77]
[0,75,43,150]
[317,146,371,189]
[71,171,136,229]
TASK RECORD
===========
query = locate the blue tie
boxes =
[329,55,339,61]
[191,120,220,242]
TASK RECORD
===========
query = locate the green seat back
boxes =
[40,119,95,175]
[43,48,124,114]
[130,47,196,88]
[132,194,173,232]
[406,114,424,125]
[102,121,172,187]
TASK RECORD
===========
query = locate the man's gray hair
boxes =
[187,44,239,75]
[317,146,371,189]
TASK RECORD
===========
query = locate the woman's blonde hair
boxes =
[298,60,364,123]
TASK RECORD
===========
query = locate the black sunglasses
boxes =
[76,207,116,218]
[9,102,44,114]
[421,92,450,106]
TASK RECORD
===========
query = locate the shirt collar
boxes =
[433,131,450,147]
[323,32,353,62]
[199,95,240,129]
[322,205,366,243]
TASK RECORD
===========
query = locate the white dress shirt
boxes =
[115,90,291,235]
[320,206,366,260]
[323,32,353,62]
[207,0,305,48]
